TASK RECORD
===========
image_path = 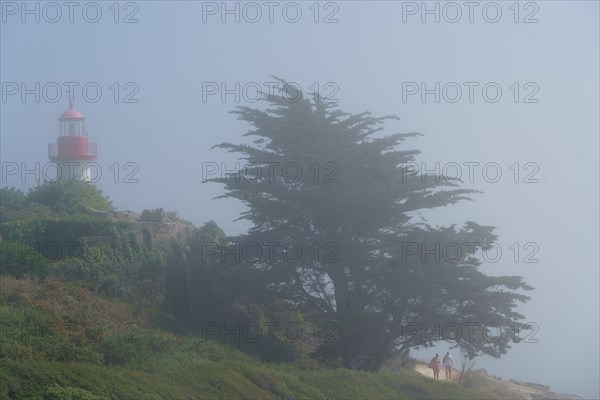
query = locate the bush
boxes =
[27,181,112,214]
[97,334,140,366]
[0,240,53,278]
[37,336,104,364]
[97,330,177,366]
[140,208,165,222]
[43,384,109,400]
[0,303,103,365]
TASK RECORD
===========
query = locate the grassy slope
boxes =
[2,360,496,400]
[0,276,495,400]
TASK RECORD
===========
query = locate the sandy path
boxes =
[413,362,583,400]
[414,362,460,383]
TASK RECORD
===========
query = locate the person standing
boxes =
[431,353,441,380]
[443,351,454,379]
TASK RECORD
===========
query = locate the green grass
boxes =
[1,357,496,400]
[0,276,498,399]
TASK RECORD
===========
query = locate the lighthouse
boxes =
[48,101,97,181]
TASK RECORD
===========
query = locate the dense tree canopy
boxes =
[211,80,533,370]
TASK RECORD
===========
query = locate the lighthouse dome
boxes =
[59,101,85,120]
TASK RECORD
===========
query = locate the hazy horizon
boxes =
[1,1,598,398]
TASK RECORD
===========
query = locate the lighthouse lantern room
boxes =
[48,101,97,181]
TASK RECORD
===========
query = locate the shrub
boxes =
[27,181,112,214]
[0,240,52,278]
[43,384,109,400]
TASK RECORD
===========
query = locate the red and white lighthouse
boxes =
[48,101,97,181]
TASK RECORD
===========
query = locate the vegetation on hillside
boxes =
[0,84,534,398]
[0,275,496,400]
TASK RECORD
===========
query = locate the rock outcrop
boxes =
[89,208,197,247]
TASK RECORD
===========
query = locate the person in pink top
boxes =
[430,353,441,380]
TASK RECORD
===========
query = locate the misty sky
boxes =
[1,1,598,398]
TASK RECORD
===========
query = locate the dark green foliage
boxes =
[51,246,165,304]
[0,182,173,306]
[0,240,53,278]
[27,180,112,213]
[211,79,533,370]
[96,329,177,367]
[43,385,109,400]
[140,208,165,222]
[1,182,125,260]
[0,187,26,209]
[149,310,188,334]
[1,212,156,303]
[160,220,309,363]
[198,219,226,242]
[0,187,53,241]
[162,241,191,321]
[3,214,135,251]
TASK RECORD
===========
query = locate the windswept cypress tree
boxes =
[211,79,532,370]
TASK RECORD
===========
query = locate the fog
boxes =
[1,1,598,398]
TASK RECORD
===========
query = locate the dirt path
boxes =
[413,362,583,400]
[414,362,460,383]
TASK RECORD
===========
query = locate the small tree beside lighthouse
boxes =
[48,101,97,181]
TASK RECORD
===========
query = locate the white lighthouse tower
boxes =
[48,101,97,181]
